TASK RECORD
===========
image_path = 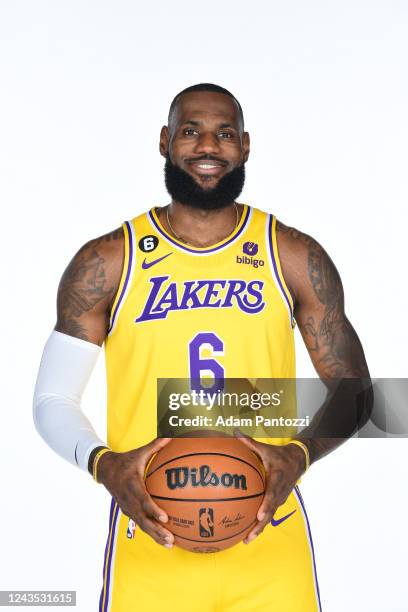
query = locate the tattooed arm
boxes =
[276,220,372,464]
[51,226,176,547]
[236,221,372,543]
[55,227,124,345]
[33,227,124,469]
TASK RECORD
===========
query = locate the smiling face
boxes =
[160,91,250,210]
[161,91,250,187]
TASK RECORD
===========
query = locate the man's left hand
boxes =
[236,435,307,544]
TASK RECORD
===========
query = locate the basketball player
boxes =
[33,83,371,611]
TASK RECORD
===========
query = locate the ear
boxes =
[242,131,250,163]
[159,125,169,158]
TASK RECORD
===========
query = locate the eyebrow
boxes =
[181,119,237,130]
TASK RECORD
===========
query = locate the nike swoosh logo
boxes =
[141,252,172,269]
[271,509,296,527]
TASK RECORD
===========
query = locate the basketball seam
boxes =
[150,492,264,502]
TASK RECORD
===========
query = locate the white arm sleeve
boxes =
[33,330,107,473]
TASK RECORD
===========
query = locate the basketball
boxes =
[145,437,265,553]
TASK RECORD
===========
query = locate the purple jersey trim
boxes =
[98,499,114,611]
[148,205,251,254]
[294,485,323,612]
[108,221,134,333]
[267,214,294,325]
[99,499,119,612]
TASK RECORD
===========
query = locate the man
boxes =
[33,83,370,611]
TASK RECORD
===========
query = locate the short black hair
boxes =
[168,83,244,130]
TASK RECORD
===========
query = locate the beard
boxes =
[164,154,245,211]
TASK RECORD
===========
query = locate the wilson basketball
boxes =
[145,437,265,553]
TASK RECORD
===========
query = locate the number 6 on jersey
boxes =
[189,332,225,392]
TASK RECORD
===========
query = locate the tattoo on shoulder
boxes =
[93,227,123,244]
[276,220,314,246]
[56,228,123,341]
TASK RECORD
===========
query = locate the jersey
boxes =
[100,204,322,612]
[104,203,296,451]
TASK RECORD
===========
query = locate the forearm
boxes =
[294,376,374,465]
[33,330,107,472]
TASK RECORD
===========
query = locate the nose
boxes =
[194,131,221,156]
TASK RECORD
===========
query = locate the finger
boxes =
[233,427,257,444]
[233,427,247,438]
[243,519,267,544]
[142,436,172,458]
[243,509,276,544]
[141,494,169,524]
[139,437,172,476]
[243,491,277,543]
[129,476,169,523]
[256,489,277,522]
[233,429,263,457]
[137,514,174,547]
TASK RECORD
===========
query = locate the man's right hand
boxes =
[96,438,174,548]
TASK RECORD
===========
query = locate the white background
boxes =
[1,1,407,610]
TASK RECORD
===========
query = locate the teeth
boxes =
[197,164,217,169]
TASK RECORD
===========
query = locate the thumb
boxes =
[140,437,172,478]
[141,436,172,462]
[234,428,263,457]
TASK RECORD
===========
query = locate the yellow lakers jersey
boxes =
[104,204,296,452]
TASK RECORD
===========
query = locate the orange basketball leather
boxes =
[145,437,265,553]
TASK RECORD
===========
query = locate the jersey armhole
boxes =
[268,215,296,329]
[107,220,136,335]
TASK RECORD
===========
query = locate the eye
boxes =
[183,128,198,136]
[218,131,233,139]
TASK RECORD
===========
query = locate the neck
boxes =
[159,201,242,248]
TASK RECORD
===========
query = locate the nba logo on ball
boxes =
[127,518,136,539]
[199,508,214,538]
[243,241,258,256]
